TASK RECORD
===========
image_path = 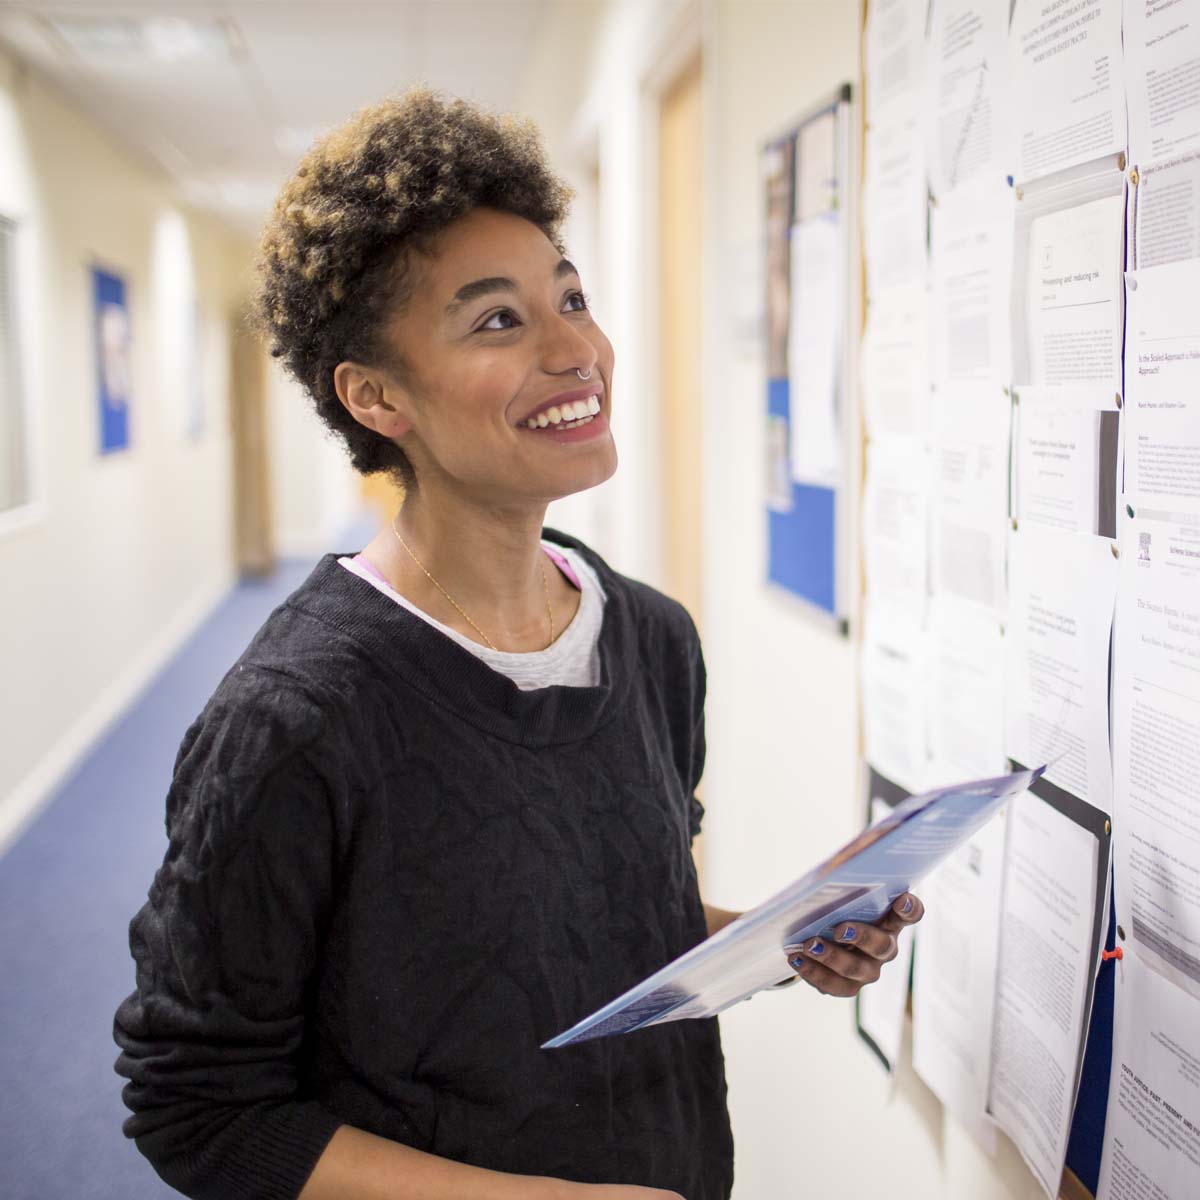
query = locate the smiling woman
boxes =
[111,85,922,1200]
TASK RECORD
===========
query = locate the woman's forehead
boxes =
[427,209,564,291]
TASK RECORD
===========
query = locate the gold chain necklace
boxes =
[389,517,554,651]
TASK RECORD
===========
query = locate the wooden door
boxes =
[658,51,707,880]
[230,319,274,576]
[658,53,705,628]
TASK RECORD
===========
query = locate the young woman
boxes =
[113,87,923,1200]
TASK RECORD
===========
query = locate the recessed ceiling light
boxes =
[50,16,231,63]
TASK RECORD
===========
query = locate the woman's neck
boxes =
[362,485,578,652]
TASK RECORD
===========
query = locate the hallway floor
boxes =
[0,510,378,1200]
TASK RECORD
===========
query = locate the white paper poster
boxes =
[796,107,839,221]
[1005,528,1118,810]
[866,0,930,120]
[930,180,1014,389]
[1015,386,1120,538]
[926,0,1011,196]
[931,389,1010,615]
[1097,957,1200,1200]
[1023,193,1125,390]
[912,808,1006,1131]
[988,789,1099,1199]
[863,604,930,794]
[1135,153,1200,269]
[1124,259,1200,515]
[787,216,842,486]
[1113,515,1200,1003]
[865,105,930,296]
[926,595,1007,778]
[1010,0,1126,185]
[863,285,931,439]
[1124,0,1200,170]
[864,436,931,622]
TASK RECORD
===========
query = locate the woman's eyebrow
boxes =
[444,276,511,314]
[444,258,580,316]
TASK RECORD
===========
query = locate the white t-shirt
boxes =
[336,543,605,690]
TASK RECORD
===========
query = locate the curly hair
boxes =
[251,85,575,488]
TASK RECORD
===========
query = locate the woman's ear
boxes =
[334,361,413,439]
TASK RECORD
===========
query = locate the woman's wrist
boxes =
[527,1180,582,1200]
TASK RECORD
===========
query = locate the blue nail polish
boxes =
[788,955,804,971]
[809,939,825,956]
[840,925,857,942]
[901,896,914,914]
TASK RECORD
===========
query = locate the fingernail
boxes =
[901,896,914,914]
[840,925,857,942]
[788,955,804,971]
[808,939,825,956]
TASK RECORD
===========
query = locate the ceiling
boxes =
[0,0,555,236]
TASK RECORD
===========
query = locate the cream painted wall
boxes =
[267,358,360,557]
[0,49,356,848]
[520,2,1050,1197]
[517,0,696,589]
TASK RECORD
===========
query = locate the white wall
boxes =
[518,0,698,588]
[520,2,1049,1197]
[0,49,357,848]
[267,359,360,557]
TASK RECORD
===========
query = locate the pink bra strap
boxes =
[352,553,389,585]
[542,545,582,590]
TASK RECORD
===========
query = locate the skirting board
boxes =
[0,565,235,860]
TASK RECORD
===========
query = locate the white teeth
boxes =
[521,397,602,431]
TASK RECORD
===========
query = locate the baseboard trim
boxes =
[0,566,236,860]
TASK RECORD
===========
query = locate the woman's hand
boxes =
[781,892,925,998]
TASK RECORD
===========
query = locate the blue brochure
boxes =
[543,765,1043,1049]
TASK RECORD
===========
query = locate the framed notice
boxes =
[92,264,132,454]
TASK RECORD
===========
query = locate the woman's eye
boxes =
[479,309,518,332]
[565,290,591,312]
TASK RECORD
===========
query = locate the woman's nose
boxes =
[538,315,599,378]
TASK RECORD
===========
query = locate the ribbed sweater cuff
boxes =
[164,1101,343,1200]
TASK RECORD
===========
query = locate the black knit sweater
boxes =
[112,528,735,1200]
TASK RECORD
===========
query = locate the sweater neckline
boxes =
[282,527,636,748]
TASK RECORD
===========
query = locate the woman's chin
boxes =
[513,431,617,499]
[559,442,618,496]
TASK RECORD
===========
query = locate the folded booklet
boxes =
[543,765,1043,1048]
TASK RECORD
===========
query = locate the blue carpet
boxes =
[0,510,379,1200]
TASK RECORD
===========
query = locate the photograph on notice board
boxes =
[765,413,792,512]
[763,134,794,381]
[92,264,132,454]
